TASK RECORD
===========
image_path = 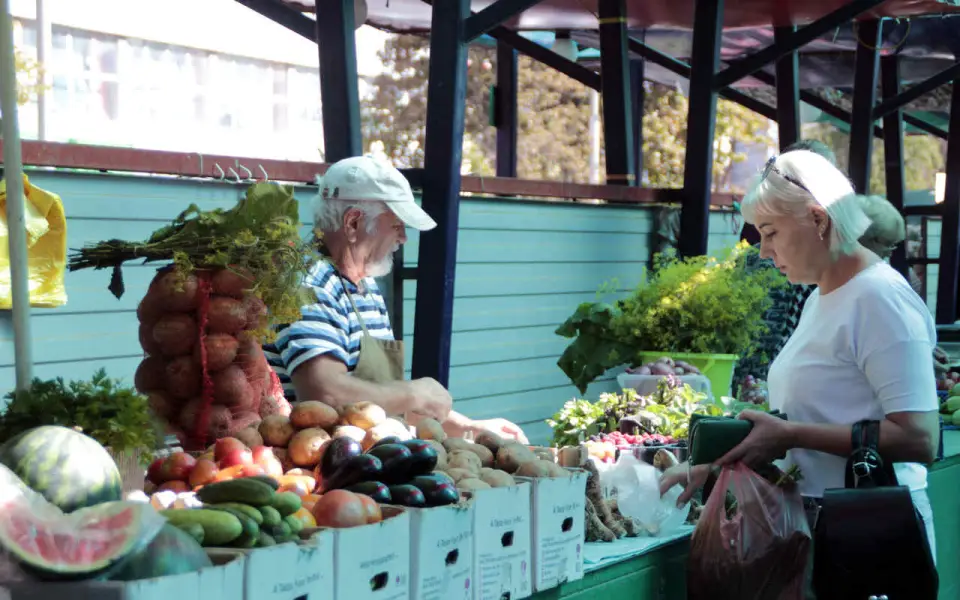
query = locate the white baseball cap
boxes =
[318,156,437,231]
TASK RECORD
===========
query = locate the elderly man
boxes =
[264,156,528,442]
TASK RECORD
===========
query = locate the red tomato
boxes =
[311,490,367,528]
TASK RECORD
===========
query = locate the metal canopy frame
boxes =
[228,0,960,384]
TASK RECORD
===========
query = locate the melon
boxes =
[109,523,211,581]
[0,499,162,580]
[0,426,123,513]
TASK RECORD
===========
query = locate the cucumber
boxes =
[258,505,282,528]
[267,522,297,544]
[197,479,276,506]
[271,491,302,517]
[161,509,243,546]
[283,514,304,535]
[208,507,260,549]
[247,475,281,490]
[206,502,264,525]
[258,531,277,547]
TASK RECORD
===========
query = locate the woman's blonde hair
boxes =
[858,195,905,259]
[740,150,871,258]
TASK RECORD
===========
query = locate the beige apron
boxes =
[338,276,405,384]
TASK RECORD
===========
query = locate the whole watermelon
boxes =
[0,426,123,513]
[110,523,212,581]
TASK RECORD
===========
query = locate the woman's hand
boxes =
[716,410,794,467]
[660,462,711,506]
[472,418,529,444]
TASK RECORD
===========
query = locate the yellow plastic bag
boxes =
[0,174,67,308]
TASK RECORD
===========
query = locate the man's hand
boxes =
[473,418,529,444]
[404,377,453,422]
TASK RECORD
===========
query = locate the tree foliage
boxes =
[801,122,945,194]
[13,47,44,106]
[361,35,772,191]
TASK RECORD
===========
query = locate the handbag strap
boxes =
[846,420,897,489]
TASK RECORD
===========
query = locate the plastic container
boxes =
[617,372,712,397]
[638,351,739,398]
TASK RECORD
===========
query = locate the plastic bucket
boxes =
[637,351,739,398]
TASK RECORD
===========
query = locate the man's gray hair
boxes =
[312,175,386,234]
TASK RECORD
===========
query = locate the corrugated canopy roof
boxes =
[284,0,960,32]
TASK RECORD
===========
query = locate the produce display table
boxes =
[537,430,960,600]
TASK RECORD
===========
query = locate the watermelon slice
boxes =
[0,467,165,580]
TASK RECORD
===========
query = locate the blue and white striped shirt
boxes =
[263,260,394,401]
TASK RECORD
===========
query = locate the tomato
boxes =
[311,490,367,528]
[188,459,220,488]
[357,494,383,524]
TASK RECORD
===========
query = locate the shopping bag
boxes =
[688,463,811,600]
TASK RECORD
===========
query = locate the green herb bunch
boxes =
[68,183,316,340]
[0,369,162,463]
[557,243,787,392]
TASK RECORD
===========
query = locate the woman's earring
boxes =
[818,228,826,241]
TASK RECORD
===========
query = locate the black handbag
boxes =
[813,420,938,600]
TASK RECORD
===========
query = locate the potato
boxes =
[212,365,255,410]
[211,268,254,299]
[531,446,555,462]
[287,428,332,467]
[427,440,447,470]
[362,418,412,450]
[149,271,200,312]
[474,430,506,455]
[457,478,491,493]
[332,425,367,443]
[152,314,197,357]
[557,445,589,468]
[290,401,340,430]
[517,459,570,479]
[462,443,495,468]
[233,425,264,449]
[207,296,247,334]
[445,468,476,483]
[415,417,447,442]
[442,438,473,454]
[166,356,201,400]
[495,443,537,474]
[243,295,268,329]
[447,450,482,474]
[205,405,233,440]
[479,468,516,488]
[340,401,387,430]
[515,460,554,478]
[134,356,166,394]
[259,415,296,447]
[193,333,239,372]
[259,390,292,418]
[147,391,180,420]
[139,322,162,356]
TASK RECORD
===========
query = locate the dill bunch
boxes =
[68,183,316,340]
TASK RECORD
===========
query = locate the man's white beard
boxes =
[367,251,395,278]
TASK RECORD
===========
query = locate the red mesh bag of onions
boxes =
[134,267,291,451]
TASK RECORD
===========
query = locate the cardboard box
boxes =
[517,470,588,591]
[2,550,244,600]
[468,483,533,600]
[319,506,411,600]
[241,533,334,600]
[409,501,475,600]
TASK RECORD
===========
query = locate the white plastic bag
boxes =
[604,453,690,536]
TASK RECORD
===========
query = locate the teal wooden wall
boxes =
[0,172,743,445]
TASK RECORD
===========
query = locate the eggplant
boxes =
[401,440,439,477]
[409,474,460,507]
[371,436,402,450]
[345,481,392,504]
[366,443,414,484]
[389,484,426,508]
[319,437,364,479]
[321,454,382,492]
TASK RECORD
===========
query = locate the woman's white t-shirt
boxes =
[767,261,938,498]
